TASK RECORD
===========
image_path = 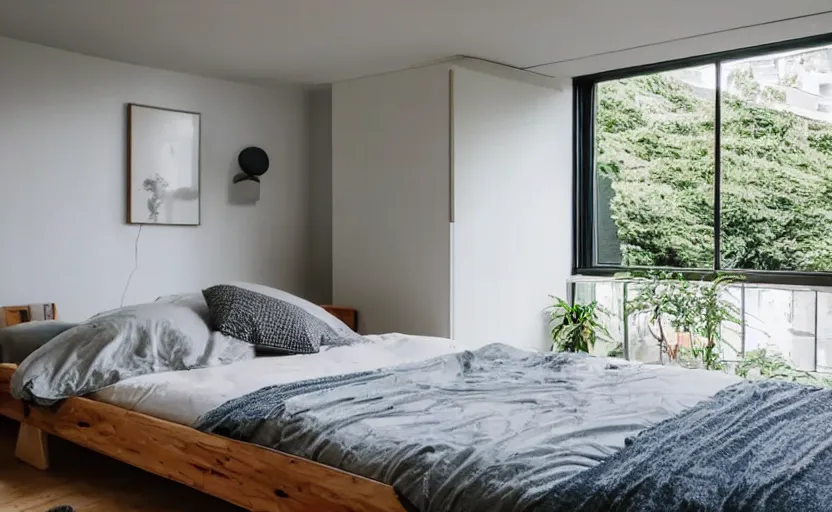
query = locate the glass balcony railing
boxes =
[569,276,832,373]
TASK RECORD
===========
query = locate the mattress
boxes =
[90,333,475,426]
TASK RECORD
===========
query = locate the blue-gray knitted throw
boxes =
[549,379,832,511]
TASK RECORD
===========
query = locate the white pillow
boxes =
[155,292,211,324]
[157,283,355,337]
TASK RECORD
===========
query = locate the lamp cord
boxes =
[120,225,143,308]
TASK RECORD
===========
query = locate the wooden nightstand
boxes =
[0,303,58,327]
[320,305,358,332]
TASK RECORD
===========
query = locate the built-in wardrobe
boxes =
[332,59,572,351]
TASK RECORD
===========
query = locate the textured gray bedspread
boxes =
[552,379,832,511]
[196,344,739,512]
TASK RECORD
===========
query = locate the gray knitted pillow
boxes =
[203,285,339,354]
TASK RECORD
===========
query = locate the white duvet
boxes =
[90,333,474,426]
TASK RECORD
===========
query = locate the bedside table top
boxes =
[320,305,358,332]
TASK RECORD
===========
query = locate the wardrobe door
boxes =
[451,66,571,351]
[333,65,452,336]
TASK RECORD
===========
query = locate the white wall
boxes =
[332,66,452,336]
[451,65,571,351]
[0,37,316,321]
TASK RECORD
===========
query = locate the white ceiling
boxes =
[0,0,829,85]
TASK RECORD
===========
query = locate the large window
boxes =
[575,35,832,283]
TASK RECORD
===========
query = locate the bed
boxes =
[3,288,827,511]
[0,336,742,511]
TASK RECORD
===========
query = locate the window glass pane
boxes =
[743,287,816,371]
[817,291,832,372]
[569,279,626,358]
[719,284,744,362]
[595,66,716,268]
[720,44,832,271]
[624,281,663,363]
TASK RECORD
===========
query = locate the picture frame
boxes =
[127,104,201,226]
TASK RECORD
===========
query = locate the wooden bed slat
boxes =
[0,364,406,512]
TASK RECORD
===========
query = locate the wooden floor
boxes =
[0,418,243,511]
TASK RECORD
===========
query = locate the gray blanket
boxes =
[197,344,739,511]
[552,379,832,511]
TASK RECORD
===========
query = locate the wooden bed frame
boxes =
[0,363,407,512]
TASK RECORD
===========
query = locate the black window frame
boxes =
[573,32,832,286]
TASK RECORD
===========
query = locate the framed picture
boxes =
[127,104,201,226]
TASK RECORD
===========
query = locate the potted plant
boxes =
[624,271,742,369]
[548,297,609,353]
[687,274,742,370]
[625,271,697,364]
[735,347,832,387]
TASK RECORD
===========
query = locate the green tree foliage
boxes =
[597,72,832,271]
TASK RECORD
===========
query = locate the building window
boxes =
[575,35,832,283]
